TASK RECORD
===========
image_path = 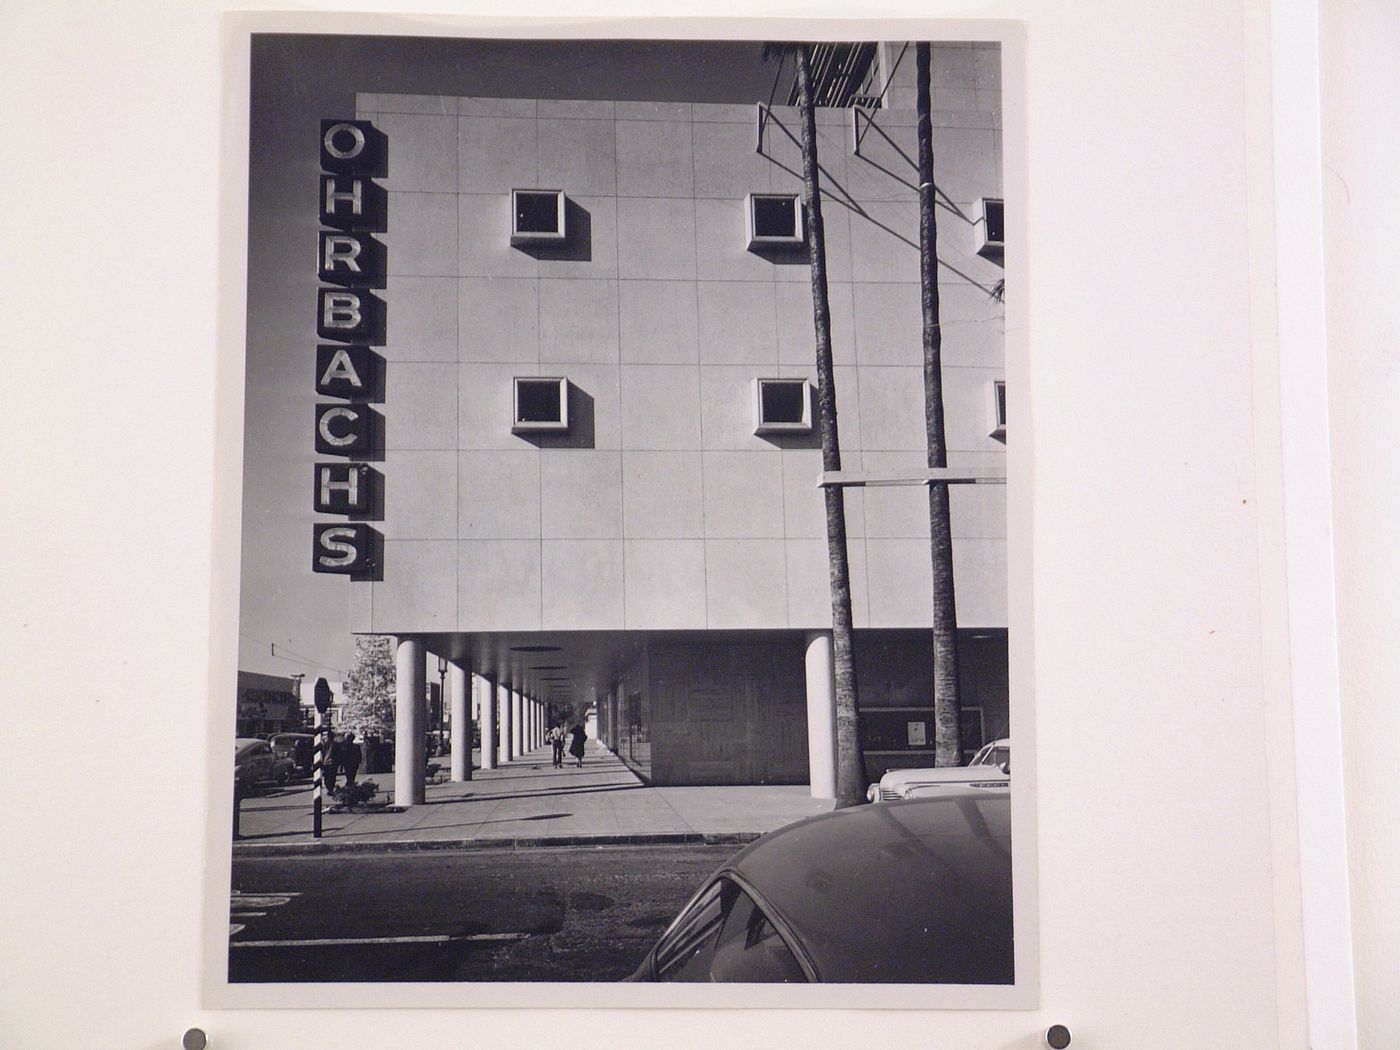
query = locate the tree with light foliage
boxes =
[342,635,395,736]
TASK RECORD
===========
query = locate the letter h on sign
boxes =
[314,463,371,514]
[321,175,387,233]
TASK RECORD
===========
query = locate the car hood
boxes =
[880,765,1007,791]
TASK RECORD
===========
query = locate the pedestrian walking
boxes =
[549,725,565,768]
[324,731,341,793]
[340,731,361,787]
[568,723,586,768]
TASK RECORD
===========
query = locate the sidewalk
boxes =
[233,741,834,855]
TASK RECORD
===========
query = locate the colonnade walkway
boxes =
[233,740,834,855]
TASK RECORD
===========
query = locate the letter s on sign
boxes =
[313,523,371,574]
[318,526,359,567]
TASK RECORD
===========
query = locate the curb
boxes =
[232,831,762,858]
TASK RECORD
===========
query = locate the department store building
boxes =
[312,42,1007,803]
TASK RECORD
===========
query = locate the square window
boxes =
[511,189,567,245]
[976,197,1004,258]
[513,376,569,433]
[987,379,1007,439]
[745,193,803,250]
[753,378,813,435]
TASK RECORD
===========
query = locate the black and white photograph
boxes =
[226,28,1025,999]
[14,0,1397,1046]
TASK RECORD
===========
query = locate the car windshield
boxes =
[972,743,1010,767]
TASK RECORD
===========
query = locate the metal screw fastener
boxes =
[182,1028,209,1050]
[1044,1024,1072,1049]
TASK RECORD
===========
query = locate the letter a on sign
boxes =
[316,345,373,398]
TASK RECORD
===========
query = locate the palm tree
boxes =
[915,42,963,767]
[790,44,867,806]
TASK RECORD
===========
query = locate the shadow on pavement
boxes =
[418,783,644,806]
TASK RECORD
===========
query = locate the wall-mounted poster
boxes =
[216,21,1032,1010]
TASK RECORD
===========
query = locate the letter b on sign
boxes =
[317,289,380,343]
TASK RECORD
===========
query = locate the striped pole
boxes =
[312,707,324,838]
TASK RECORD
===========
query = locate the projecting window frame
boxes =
[510,188,567,245]
[745,193,804,250]
[987,379,1007,439]
[975,196,1005,258]
[512,376,569,433]
[752,377,814,436]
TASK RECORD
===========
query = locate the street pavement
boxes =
[234,739,833,853]
[228,843,736,982]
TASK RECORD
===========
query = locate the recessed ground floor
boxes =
[383,627,1008,800]
[596,629,1009,786]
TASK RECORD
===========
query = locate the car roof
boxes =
[720,796,1013,984]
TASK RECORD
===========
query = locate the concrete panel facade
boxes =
[348,44,1006,783]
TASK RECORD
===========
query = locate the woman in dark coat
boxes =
[567,723,586,767]
[339,731,361,786]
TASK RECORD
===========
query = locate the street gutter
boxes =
[232,831,761,857]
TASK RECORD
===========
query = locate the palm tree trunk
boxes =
[916,43,963,767]
[795,45,866,807]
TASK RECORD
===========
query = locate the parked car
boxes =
[234,737,296,789]
[866,738,1011,803]
[269,732,315,776]
[628,795,1013,984]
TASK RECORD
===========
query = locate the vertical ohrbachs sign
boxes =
[312,119,384,577]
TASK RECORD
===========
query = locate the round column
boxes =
[500,682,515,763]
[510,688,523,759]
[394,637,427,806]
[804,630,838,800]
[479,675,498,771]
[449,660,470,782]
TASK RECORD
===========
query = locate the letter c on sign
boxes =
[323,122,366,161]
[318,406,360,447]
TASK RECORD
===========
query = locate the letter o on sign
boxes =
[322,122,366,161]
